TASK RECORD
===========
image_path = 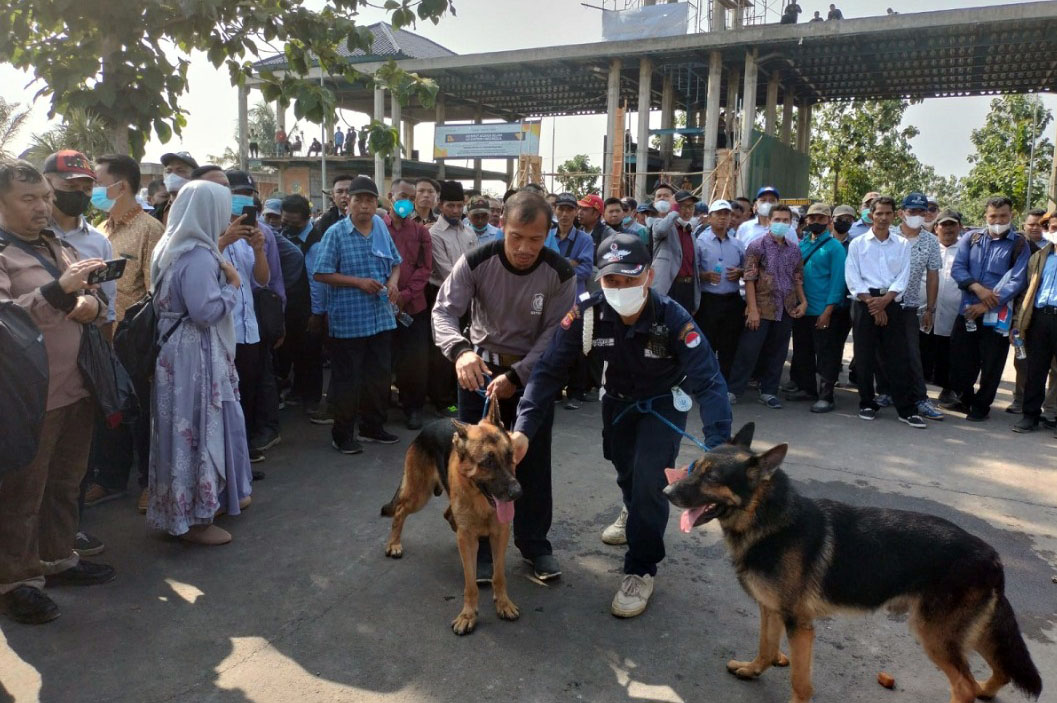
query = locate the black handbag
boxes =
[253,286,285,346]
[78,323,131,427]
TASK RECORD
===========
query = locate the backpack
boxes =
[113,292,185,383]
[0,301,49,476]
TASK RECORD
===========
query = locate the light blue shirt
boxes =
[472,223,502,246]
[223,238,260,344]
[1035,253,1057,308]
[495,228,560,253]
[52,216,117,323]
[695,227,745,295]
[291,222,328,315]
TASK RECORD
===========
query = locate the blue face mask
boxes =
[770,222,791,238]
[231,194,255,217]
[622,215,633,227]
[91,184,116,213]
[861,208,873,224]
[393,198,414,219]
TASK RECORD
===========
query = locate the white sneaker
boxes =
[601,506,628,545]
[611,574,654,618]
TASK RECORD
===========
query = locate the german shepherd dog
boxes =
[663,423,1042,703]
[381,400,522,636]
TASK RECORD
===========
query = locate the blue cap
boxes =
[636,202,657,214]
[756,185,780,199]
[902,192,928,210]
[694,202,709,214]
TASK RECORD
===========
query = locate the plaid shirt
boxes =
[315,215,402,338]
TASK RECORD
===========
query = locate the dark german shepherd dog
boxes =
[381,400,522,636]
[663,423,1042,703]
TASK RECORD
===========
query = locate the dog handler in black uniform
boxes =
[510,232,732,617]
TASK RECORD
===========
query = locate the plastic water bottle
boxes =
[964,310,977,333]
[1012,329,1027,360]
[391,303,413,327]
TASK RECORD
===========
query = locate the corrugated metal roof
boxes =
[253,21,456,69]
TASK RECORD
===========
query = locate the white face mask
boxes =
[903,215,925,229]
[1045,231,1057,245]
[756,201,774,218]
[603,281,648,317]
[164,172,189,193]
[987,222,1011,236]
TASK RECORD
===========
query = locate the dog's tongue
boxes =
[495,499,515,524]
[679,506,709,533]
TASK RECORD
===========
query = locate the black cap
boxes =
[161,151,199,169]
[620,196,638,210]
[225,169,256,192]
[595,232,651,279]
[439,180,464,202]
[674,189,698,203]
[553,192,578,208]
[348,175,379,197]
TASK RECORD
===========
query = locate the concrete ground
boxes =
[2,357,1056,703]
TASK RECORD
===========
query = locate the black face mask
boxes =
[443,215,462,227]
[53,189,91,217]
[805,222,827,235]
[832,220,853,235]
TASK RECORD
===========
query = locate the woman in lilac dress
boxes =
[147,180,252,545]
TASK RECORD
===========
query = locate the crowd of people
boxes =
[2,142,1054,624]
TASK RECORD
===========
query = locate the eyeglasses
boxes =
[927,205,939,213]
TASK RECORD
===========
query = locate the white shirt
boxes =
[736,217,799,246]
[927,241,963,337]
[844,230,912,301]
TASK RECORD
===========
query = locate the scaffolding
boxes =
[600,0,779,33]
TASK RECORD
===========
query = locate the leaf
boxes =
[153,118,172,144]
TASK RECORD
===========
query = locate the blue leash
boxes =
[612,393,711,456]
[473,374,494,420]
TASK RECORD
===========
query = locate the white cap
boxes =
[708,199,732,214]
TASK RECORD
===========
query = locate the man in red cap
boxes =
[578,194,617,249]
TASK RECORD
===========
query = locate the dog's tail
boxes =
[380,479,402,517]
[987,593,1042,698]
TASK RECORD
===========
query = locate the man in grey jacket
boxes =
[651,190,701,314]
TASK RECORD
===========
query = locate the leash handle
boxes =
[474,373,494,421]
[613,394,711,453]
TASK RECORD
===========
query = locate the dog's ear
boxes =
[451,420,470,442]
[751,443,787,482]
[483,397,505,430]
[730,422,755,449]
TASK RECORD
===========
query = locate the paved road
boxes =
[2,361,1055,703]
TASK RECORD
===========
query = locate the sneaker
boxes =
[360,427,399,444]
[727,392,737,405]
[0,586,60,624]
[45,560,115,587]
[83,484,124,508]
[966,411,989,423]
[858,407,877,421]
[1012,417,1039,433]
[779,380,799,393]
[899,414,927,429]
[250,433,281,452]
[611,574,654,618]
[564,396,582,410]
[810,399,835,413]
[601,506,628,545]
[475,559,493,585]
[308,408,335,425]
[747,378,760,389]
[523,554,561,581]
[331,437,364,455]
[916,400,944,421]
[248,448,265,463]
[73,532,105,557]
[783,389,816,402]
[137,488,149,514]
[582,390,600,402]
[1005,402,1023,414]
[874,394,893,408]
[759,394,782,409]
[937,389,959,407]
[406,409,424,431]
[1041,416,1057,429]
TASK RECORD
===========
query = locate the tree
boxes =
[0,0,450,158]
[22,108,117,166]
[0,97,30,160]
[962,95,1053,220]
[808,99,945,207]
[555,154,600,197]
[208,101,282,168]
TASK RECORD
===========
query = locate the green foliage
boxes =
[555,154,600,197]
[0,97,31,160]
[0,0,452,158]
[23,108,117,166]
[961,95,1053,221]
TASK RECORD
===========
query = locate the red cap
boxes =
[42,150,96,181]
[577,194,604,213]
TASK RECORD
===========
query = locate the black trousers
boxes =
[851,300,915,417]
[668,278,696,314]
[274,307,324,406]
[1023,311,1057,419]
[950,315,1010,417]
[900,306,928,402]
[254,345,281,443]
[919,331,952,389]
[235,342,264,445]
[695,291,744,380]
[727,316,793,396]
[426,283,457,411]
[459,383,554,562]
[393,309,430,412]
[330,332,392,441]
[789,310,849,402]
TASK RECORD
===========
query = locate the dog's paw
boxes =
[384,543,403,558]
[495,597,520,621]
[772,652,789,667]
[726,659,763,679]
[451,609,477,635]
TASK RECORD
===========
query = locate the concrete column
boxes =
[702,51,722,200]
[764,72,779,137]
[737,48,758,199]
[403,120,415,161]
[237,84,249,170]
[635,57,653,202]
[733,1,744,27]
[603,58,622,197]
[712,0,726,30]
[435,94,446,179]
[726,67,739,148]
[275,101,286,158]
[660,74,675,167]
[506,158,515,189]
[473,104,483,193]
[391,92,402,182]
[797,98,813,154]
[373,86,385,187]
[781,89,795,145]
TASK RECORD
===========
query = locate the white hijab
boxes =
[149,180,236,354]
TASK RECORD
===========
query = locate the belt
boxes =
[1038,306,1057,315]
[474,345,524,367]
[674,276,695,284]
[867,287,889,296]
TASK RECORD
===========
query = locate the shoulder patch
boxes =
[678,321,702,348]
[560,304,581,330]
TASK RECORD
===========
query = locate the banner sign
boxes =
[433,122,542,160]
[602,4,689,42]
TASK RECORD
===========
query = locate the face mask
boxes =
[471,223,489,234]
[645,217,655,229]
[769,222,791,238]
[677,217,690,227]
[833,220,852,235]
[1045,231,1057,245]
[987,222,1011,236]
[903,215,925,229]
[603,282,648,317]
[231,194,255,217]
[622,215,633,227]
[444,215,462,228]
[861,208,873,224]
[54,189,91,217]
[163,173,189,193]
[805,222,827,236]
[756,202,774,218]
[91,184,117,213]
[392,198,414,219]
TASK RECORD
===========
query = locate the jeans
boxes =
[727,316,793,397]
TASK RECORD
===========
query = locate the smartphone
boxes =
[241,205,258,224]
[87,258,128,285]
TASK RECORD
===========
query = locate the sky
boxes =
[3,0,1054,194]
